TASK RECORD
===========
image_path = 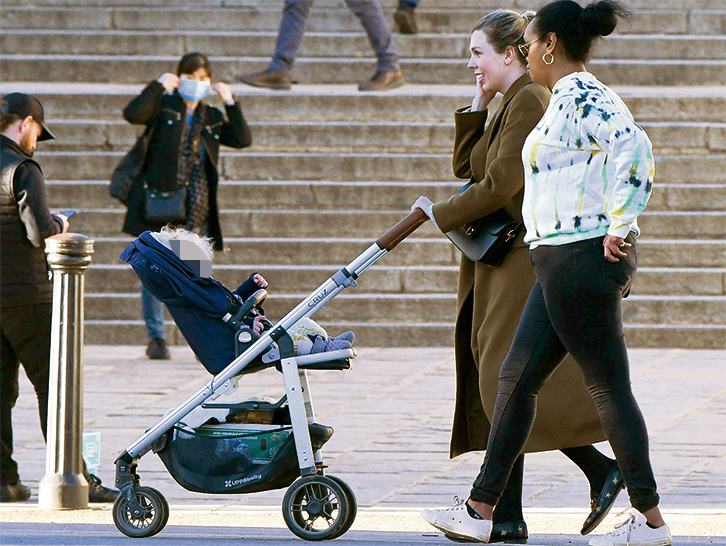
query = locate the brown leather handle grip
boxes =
[376,208,429,251]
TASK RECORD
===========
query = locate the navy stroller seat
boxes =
[120,231,257,374]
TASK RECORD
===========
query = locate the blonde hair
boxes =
[473,9,536,65]
[160,226,214,261]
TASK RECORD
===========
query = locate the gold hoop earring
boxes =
[542,52,555,65]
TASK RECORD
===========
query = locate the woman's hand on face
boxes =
[471,74,497,112]
[158,73,180,91]
[253,273,268,288]
[603,235,631,263]
[211,82,234,104]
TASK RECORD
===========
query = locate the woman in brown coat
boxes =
[415,10,624,542]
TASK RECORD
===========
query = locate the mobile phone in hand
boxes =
[60,210,77,218]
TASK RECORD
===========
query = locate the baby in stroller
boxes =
[162,227,354,352]
[120,226,354,374]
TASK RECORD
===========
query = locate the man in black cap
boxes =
[0,93,117,503]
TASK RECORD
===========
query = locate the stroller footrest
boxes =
[294,349,355,371]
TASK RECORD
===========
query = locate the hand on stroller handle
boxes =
[377,207,428,251]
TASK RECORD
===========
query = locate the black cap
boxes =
[0,92,55,141]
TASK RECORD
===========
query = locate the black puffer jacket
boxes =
[0,135,63,307]
[121,80,252,250]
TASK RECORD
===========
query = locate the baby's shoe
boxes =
[331,331,355,344]
[589,510,672,546]
[309,334,351,353]
[421,496,492,542]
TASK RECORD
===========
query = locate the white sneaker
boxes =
[421,496,492,542]
[589,510,672,546]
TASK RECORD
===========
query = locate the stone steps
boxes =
[35,150,726,184]
[80,319,726,349]
[3,55,725,86]
[81,291,726,325]
[3,0,723,348]
[1,30,722,61]
[37,118,726,154]
[2,6,724,35]
[6,84,723,124]
[51,178,726,208]
[86,263,726,297]
[6,0,726,8]
[81,237,726,269]
[5,0,725,9]
[55,208,726,238]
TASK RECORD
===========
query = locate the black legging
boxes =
[494,446,615,524]
[470,234,660,513]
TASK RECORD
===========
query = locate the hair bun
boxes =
[582,1,620,37]
[521,9,536,24]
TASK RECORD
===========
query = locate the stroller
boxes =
[111,209,427,541]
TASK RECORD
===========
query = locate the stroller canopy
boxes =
[120,232,241,373]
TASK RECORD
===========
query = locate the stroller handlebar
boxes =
[233,288,268,324]
[376,207,429,251]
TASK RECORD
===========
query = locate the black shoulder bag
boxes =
[444,178,523,267]
[109,123,155,206]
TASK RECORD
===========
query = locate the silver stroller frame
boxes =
[112,209,428,541]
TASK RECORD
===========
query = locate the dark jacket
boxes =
[121,80,252,250]
[0,134,63,307]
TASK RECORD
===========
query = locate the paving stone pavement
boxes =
[2,345,725,544]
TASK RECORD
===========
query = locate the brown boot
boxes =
[236,68,292,90]
[358,69,405,92]
[394,4,418,34]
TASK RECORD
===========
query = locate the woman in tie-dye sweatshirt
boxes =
[419,2,672,546]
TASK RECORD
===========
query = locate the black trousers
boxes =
[470,234,660,513]
[0,303,52,486]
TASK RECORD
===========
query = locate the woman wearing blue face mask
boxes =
[121,51,252,360]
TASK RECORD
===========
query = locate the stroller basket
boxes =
[153,416,333,494]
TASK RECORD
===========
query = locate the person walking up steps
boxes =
[238,0,404,91]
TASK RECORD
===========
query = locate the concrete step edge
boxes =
[4,53,726,65]
[2,82,725,98]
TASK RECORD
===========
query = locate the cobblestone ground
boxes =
[2,346,724,544]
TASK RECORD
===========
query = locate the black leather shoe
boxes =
[0,481,31,502]
[146,338,170,360]
[358,69,405,91]
[236,69,292,90]
[581,465,625,535]
[445,520,528,544]
[87,473,119,503]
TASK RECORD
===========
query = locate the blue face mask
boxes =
[178,78,210,102]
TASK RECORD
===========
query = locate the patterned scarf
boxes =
[177,105,210,236]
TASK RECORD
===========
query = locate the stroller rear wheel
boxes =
[282,475,352,541]
[113,486,169,538]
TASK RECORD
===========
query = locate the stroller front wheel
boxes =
[113,486,169,538]
[326,476,357,539]
[282,475,351,541]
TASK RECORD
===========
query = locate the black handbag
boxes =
[143,183,188,224]
[444,180,523,267]
[109,124,154,205]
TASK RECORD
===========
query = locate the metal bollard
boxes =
[38,233,94,509]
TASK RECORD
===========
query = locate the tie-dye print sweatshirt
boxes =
[521,72,654,248]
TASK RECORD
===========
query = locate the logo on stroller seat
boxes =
[308,288,329,307]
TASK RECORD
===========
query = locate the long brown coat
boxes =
[432,74,606,458]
